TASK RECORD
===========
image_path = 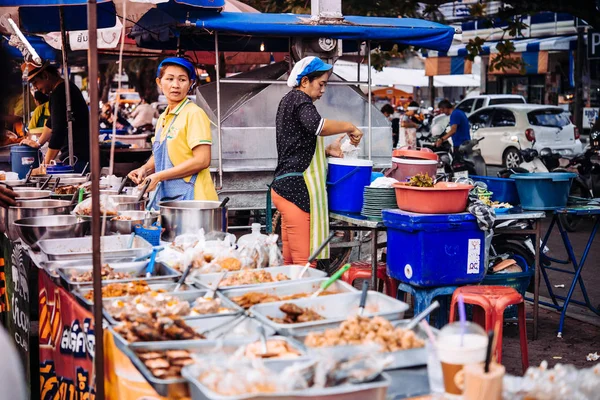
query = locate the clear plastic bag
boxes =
[73,194,118,216]
[266,234,284,267]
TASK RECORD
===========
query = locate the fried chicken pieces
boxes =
[219,270,290,288]
[304,316,424,352]
[83,280,152,300]
[268,303,325,324]
[113,314,205,342]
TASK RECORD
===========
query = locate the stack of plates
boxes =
[361,187,398,220]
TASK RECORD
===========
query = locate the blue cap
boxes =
[157,57,197,81]
[287,56,333,87]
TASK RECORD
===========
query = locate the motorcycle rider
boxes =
[435,99,471,152]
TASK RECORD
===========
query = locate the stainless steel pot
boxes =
[108,195,147,211]
[13,215,89,250]
[7,199,74,241]
[159,200,227,242]
[31,176,88,186]
[110,210,159,235]
[14,190,52,200]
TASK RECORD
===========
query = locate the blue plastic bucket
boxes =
[482,255,533,318]
[10,145,40,178]
[511,173,576,210]
[383,209,486,287]
[327,158,373,213]
[471,175,520,205]
[47,162,75,174]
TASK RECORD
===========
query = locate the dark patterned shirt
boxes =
[272,90,324,213]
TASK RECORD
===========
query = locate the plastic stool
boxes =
[341,262,399,298]
[449,286,529,373]
[397,283,457,329]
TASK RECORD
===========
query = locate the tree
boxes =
[242,0,599,71]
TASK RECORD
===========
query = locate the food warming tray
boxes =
[122,336,307,397]
[222,279,357,307]
[100,290,243,325]
[250,291,409,336]
[192,266,327,291]
[57,261,180,291]
[74,282,201,307]
[37,235,153,261]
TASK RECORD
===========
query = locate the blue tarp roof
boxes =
[2,35,60,61]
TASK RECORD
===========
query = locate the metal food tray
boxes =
[293,320,438,371]
[122,336,307,397]
[223,279,357,308]
[42,256,149,279]
[192,266,327,292]
[250,291,409,336]
[57,262,180,291]
[101,290,243,325]
[182,362,390,400]
[37,235,153,261]
[74,281,201,308]
[109,315,276,354]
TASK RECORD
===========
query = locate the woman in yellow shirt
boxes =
[28,91,50,130]
[128,57,217,207]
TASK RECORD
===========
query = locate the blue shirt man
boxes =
[435,99,471,148]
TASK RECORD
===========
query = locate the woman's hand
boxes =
[325,135,344,158]
[347,126,363,146]
[20,138,39,148]
[128,166,146,185]
[0,186,17,208]
[140,172,162,193]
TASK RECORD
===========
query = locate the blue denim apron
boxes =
[148,99,197,210]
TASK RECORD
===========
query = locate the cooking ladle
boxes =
[405,300,440,331]
[39,175,53,190]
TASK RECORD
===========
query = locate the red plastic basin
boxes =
[393,182,473,214]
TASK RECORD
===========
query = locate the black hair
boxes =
[438,99,453,109]
[42,65,61,78]
[381,104,394,115]
[300,69,331,85]
[408,101,419,108]
[34,91,48,104]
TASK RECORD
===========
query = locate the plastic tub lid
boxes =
[393,148,438,161]
[328,158,374,167]
[392,157,437,165]
[382,208,476,224]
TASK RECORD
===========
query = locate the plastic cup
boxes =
[435,322,488,398]
[463,362,505,400]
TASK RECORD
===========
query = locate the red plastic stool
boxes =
[341,262,399,299]
[449,286,529,373]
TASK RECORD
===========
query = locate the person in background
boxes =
[21,61,90,172]
[130,97,157,129]
[435,99,471,149]
[399,101,420,148]
[28,91,50,130]
[381,104,400,148]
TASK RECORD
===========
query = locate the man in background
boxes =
[381,104,400,148]
[435,99,470,149]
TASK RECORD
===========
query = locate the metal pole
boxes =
[574,27,585,132]
[87,0,104,397]
[215,32,223,191]
[367,41,372,160]
[429,76,435,109]
[59,7,75,166]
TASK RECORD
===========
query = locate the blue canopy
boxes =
[5,0,117,33]
[2,35,60,61]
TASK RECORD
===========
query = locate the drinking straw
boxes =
[419,320,437,344]
[491,321,501,364]
[484,330,495,373]
[458,294,466,346]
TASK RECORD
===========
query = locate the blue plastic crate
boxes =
[383,209,486,287]
[471,175,520,205]
[482,255,533,319]
[134,223,161,246]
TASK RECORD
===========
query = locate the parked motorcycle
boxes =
[421,136,487,180]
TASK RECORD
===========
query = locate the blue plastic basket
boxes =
[511,173,576,210]
[471,175,520,205]
[134,222,161,246]
[482,255,533,319]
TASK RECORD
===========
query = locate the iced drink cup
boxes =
[435,322,488,398]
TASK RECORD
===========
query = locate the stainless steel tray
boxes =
[192,266,327,291]
[38,235,153,261]
[74,281,201,308]
[293,319,437,371]
[123,336,307,397]
[57,261,180,291]
[110,315,276,353]
[182,363,390,400]
[223,279,357,309]
[101,290,243,325]
[42,256,149,279]
[250,291,409,336]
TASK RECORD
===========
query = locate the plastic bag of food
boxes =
[266,234,284,267]
[73,194,118,217]
[340,137,360,159]
[155,246,187,272]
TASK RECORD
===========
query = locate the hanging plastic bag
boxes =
[73,194,118,217]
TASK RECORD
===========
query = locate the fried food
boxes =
[268,303,324,324]
[112,215,132,221]
[304,316,425,352]
[136,349,194,379]
[113,315,205,343]
[70,264,131,282]
[55,185,79,195]
[244,340,301,359]
[83,280,152,300]
[219,270,290,288]
[230,290,338,309]
[407,173,434,187]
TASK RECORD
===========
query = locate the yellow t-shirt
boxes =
[155,98,218,201]
[28,102,50,130]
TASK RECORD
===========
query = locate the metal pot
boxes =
[159,200,227,242]
[14,190,52,200]
[13,215,89,250]
[108,195,147,211]
[110,210,159,235]
[7,199,74,241]
[31,176,88,186]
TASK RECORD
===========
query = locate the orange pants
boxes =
[271,189,316,267]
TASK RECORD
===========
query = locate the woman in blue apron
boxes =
[128,58,217,207]
[271,57,363,268]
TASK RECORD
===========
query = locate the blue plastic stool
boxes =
[397,283,458,329]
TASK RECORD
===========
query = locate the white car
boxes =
[468,104,583,168]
